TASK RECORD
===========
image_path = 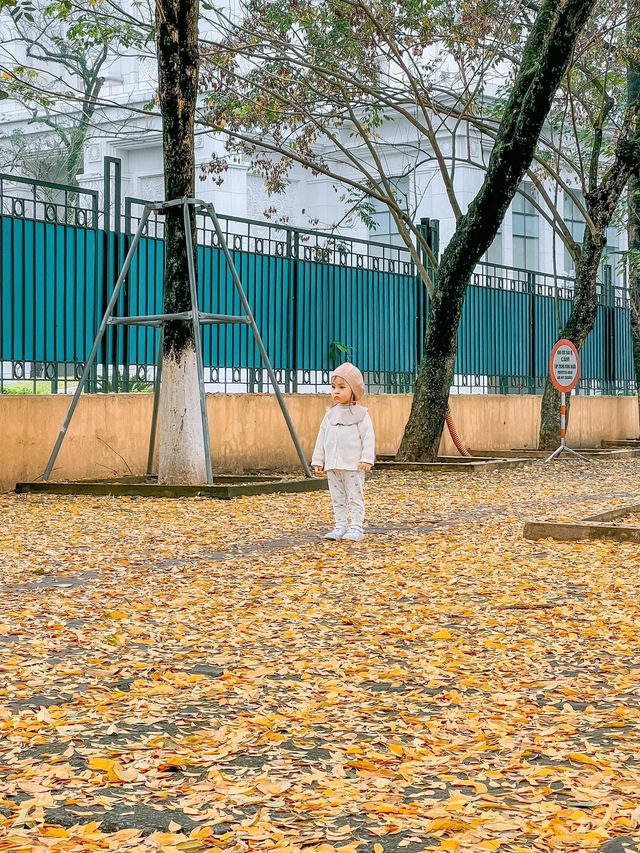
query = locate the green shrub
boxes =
[2,382,55,395]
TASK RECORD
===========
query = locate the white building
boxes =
[0,3,627,287]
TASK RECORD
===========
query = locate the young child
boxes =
[312,362,375,541]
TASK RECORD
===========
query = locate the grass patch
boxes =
[2,381,58,395]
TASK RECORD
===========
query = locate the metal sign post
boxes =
[545,338,585,462]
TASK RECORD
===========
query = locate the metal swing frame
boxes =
[42,197,313,483]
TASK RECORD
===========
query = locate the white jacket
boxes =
[312,404,375,471]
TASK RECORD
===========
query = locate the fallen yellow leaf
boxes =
[430,628,452,640]
[87,757,115,772]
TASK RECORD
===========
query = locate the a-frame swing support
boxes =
[42,197,313,483]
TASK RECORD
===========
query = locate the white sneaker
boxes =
[323,526,347,540]
[343,527,364,541]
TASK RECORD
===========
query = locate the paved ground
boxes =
[1,460,640,852]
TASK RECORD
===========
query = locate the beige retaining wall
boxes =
[1,392,639,492]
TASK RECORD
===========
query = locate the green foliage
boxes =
[97,373,155,393]
[328,339,353,365]
[201,0,514,262]
[1,375,154,394]
[0,0,152,182]
[2,381,56,394]
[2,0,35,22]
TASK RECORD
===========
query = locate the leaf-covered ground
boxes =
[1,461,640,853]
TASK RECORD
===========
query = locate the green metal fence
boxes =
[0,162,635,396]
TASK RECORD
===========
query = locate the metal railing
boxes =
[0,162,635,396]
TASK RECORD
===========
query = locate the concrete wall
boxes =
[2,393,639,491]
[445,394,640,453]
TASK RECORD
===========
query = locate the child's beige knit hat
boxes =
[331,362,365,401]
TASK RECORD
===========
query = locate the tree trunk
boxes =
[397,0,596,461]
[538,232,604,449]
[156,0,207,484]
[539,99,640,448]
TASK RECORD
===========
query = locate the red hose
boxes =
[445,407,471,457]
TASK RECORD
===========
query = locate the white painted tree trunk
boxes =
[157,344,208,484]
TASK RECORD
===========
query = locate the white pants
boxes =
[327,469,366,528]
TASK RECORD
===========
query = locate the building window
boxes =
[563,189,585,274]
[485,230,503,266]
[368,176,410,244]
[600,225,620,289]
[512,182,539,271]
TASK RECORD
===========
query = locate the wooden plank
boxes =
[584,505,640,522]
[15,478,327,499]
[524,520,640,542]
[375,458,535,472]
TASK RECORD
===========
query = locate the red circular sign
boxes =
[549,339,580,393]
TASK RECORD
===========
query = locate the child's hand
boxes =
[359,462,373,472]
[313,465,324,475]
